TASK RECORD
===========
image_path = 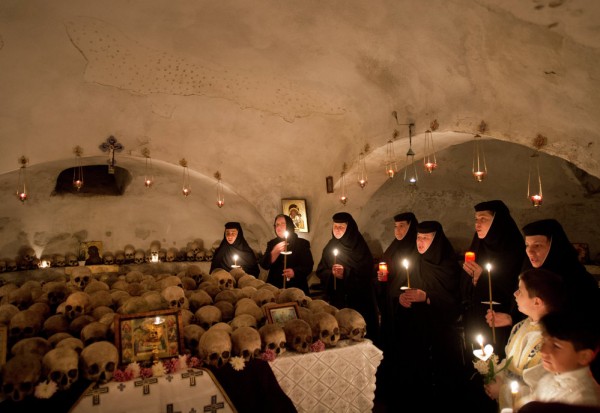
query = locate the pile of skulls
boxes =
[0,263,367,402]
[0,239,221,273]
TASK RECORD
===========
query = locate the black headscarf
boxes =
[260,214,314,293]
[413,221,461,323]
[461,200,525,356]
[521,219,597,299]
[316,212,377,338]
[384,212,419,294]
[210,222,260,276]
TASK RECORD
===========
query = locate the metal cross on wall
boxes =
[99,135,124,174]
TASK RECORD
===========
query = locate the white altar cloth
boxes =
[269,339,383,413]
[69,368,236,413]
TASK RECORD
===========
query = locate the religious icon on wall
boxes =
[282,199,308,233]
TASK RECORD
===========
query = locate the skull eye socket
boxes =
[3,383,14,393]
[280,341,286,348]
[333,328,339,335]
[65,305,73,312]
[23,327,33,335]
[321,330,330,338]
[294,337,302,345]
[74,277,81,283]
[68,369,78,379]
[190,339,199,348]
[178,297,185,305]
[88,363,100,375]
[222,351,230,359]
[306,335,313,343]
[209,353,219,361]
[50,371,63,382]
[170,300,178,307]
[201,322,211,330]
[267,343,276,350]
[20,381,33,392]
[351,328,361,336]
[106,362,116,373]
[242,350,250,359]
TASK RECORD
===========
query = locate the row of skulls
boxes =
[0,264,367,402]
[0,240,222,273]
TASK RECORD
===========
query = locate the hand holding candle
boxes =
[402,259,410,289]
[333,249,339,290]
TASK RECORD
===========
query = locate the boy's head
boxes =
[539,311,600,374]
[514,269,565,320]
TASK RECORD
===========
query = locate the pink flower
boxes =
[310,340,325,352]
[261,349,276,362]
[187,356,202,368]
[140,367,153,378]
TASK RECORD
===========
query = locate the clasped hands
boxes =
[332,264,344,279]
[399,288,426,308]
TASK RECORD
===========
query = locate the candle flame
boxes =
[284,231,289,239]
[486,263,492,271]
[510,381,519,394]
[333,249,338,256]
[402,259,409,269]
[476,334,483,346]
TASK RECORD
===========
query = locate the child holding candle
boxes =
[484,268,566,411]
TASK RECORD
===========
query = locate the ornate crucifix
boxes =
[99,135,124,174]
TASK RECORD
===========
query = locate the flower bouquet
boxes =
[472,353,513,384]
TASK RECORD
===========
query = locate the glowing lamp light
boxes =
[473,170,487,182]
[18,192,28,203]
[530,194,543,207]
[216,200,224,208]
[144,178,153,188]
[424,161,437,173]
[182,187,191,197]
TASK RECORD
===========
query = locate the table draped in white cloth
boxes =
[269,339,384,413]
[68,368,236,413]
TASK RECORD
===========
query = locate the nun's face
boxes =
[332,223,348,239]
[274,217,287,238]
[525,235,551,268]
[394,221,410,241]
[416,232,435,254]
[225,229,238,245]
[475,211,494,239]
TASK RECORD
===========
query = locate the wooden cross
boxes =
[99,135,124,174]
[134,376,159,395]
[181,368,203,386]
[203,395,225,413]
[84,383,109,405]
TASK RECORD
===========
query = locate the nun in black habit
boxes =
[315,212,379,341]
[460,200,525,358]
[375,212,419,405]
[394,221,466,412]
[260,214,314,294]
[210,222,260,277]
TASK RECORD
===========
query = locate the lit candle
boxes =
[232,254,239,268]
[465,251,475,262]
[378,262,388,282]
[283,231,289,288]
[511,381,519,412]
[476,334,485,353]
[486,263,496,343]
[333,249,338,290]
[402,259,410,288]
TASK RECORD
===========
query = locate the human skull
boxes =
[134,250,145,265]
[115,251,125,265]
[229,314,257,331]
[43,281,71,311]
[42,347,79,390]
[166,248,177,262]
[204,249,213,262]
[183,324,205,356]
[195,305,222,330]
[158,249,166,262]
[234,298,264,325]
[9,309,43,343]
[66,253,78,267]
[149,241,161,256]
[335,308,367,341]
[123,245,135,263]
[199,329,231,368]
[64,291,91,320]
[214,301,234,322]
[6,259,17,272]
[11,336,52,358]
[188,290,213,313]
[0,260,6,272]
[277,287,309,307]
[188,241,202,256]
[195,250,205,262]
[0,304,19,325]
[102,252,115,265]
[259,324,286,356]
[70,267,93,290]
[252,289,276,307]
[161,286,187,310]
[40,255,54,268]
[7,288,32,310]
[22,247,37,264]
[80,321,109,346]
[79,341,118,383]
[186,249,196,262]
[1,355,42,401]
[212,269,235,290]
[43,314,71,337]
[310,312,340,348]
[231,326,261,361]
[56,337,85,355]
[284,319,313,353]
[54,254,66,267]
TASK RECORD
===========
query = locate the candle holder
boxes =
[231,254,240,269]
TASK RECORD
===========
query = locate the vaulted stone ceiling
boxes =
[0,0,599,262]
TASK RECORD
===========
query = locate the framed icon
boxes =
[264,302,300,327]
[282,199,308,233]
